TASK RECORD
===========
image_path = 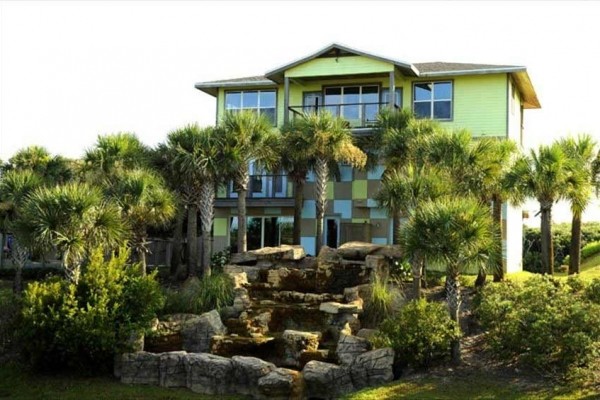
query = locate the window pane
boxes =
[362,86,379,103]
[364,104,379,124]
[414,102,431,118]
[433,101,451,119]
[434,82,452,100]
[279,217,294,245]
[260,91,276,108]
[325,87,341,105]
[247,218,262,250]
[343,86,360,104]
[261,108,276,125]
[414,84,432,101]
[229,217,238,253]
[343,104,359,120]
[242,91,258,108]
[225,92,241,110]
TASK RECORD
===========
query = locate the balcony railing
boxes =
[218,175,292,199]
[288,102,398,128]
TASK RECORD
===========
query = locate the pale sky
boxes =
[0,1,599,222]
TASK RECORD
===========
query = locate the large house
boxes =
[195,43,540,273]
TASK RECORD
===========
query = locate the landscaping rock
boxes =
[337,242,383,260]
[336,334,371,365]
[181,310,227,353]
[230,252,258,265]
[350,348,394,389]
[231,356,277,396]
[282,330,321,368]
[120,352,160,385]
[211,335,276,360]
[159,351,187,388]
[319,301,360,314]
[299,349,331,369]
[257,368,302,399]
[356,329,379,341]
[303,360,354,399]
[185,353,233,395]
[233,287,252,312]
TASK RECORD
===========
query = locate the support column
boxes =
[388,71,395,108]
[284,76,290,124]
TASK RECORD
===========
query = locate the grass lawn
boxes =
[346,373,599,400]
[505,253,600,283]
[0,364,240,400]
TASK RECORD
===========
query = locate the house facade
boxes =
[195,43,540,273]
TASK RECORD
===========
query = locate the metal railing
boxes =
[288,102,398,128]
[219,175,291,199]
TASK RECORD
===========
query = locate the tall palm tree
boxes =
[559,135,598,274]
[83,132,150,178]
[289,111,367,254]
[0,170,43,292]
[16,183,124,283]
[106,169,176,274]
[403,196,496,364]
[376,164,449,298]
[220,111,279,253]
[169,124,224,276]
[504,142,575,275]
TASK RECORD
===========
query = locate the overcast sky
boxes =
[1,1,599,222]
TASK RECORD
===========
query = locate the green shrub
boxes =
[585,279,600,304]
[19,247,164,372]
[162,273,234,315]
[210,247,231,272]
[476,275,600,382]
[523,222,600,273]
[0,288,20,354]
[362,272,399,328]
[373,299,460,369]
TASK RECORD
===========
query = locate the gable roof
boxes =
[194,44,540,108]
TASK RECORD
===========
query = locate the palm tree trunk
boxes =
[292,179,304,245]
[540,201,554,275]
[139,248,147,276]
[314,158,328,255]
[569,211,582,275]
[199,180,215,276]
[411,252,422,299]
[187,204,198,277]
[392,211,401,245]
[236,172,249,253]
[446,268,461,364]
[170,208,184,276]
[492,195,504,282]
[11,240,28,294]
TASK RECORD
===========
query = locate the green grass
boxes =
[0,364,240,400]
[346,374,599,400]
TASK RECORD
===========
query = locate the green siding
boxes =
[285,56,393,78]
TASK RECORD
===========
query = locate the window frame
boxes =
[381,87,403,108]
[412,80,453,121]
[321,83,381,125]
[224,89,278,126]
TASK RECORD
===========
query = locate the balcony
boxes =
[288,102,397,129]
[215,175,294,208]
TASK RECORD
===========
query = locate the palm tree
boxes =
[288,111,367,254]
[16,183,124,283]
[169,124,224,276]
[0,170,43,292]
[403,197,496,364]
[376,164,449,298]
[220,111,279,253]
[106,169,176,274]
[559,135,598,274]
[504,142,575,275]
[83,132,150,178]
[7,145,52,175]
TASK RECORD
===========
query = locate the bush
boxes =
[362,272,399,328]
[0,287,20,355]
[523,222,600,273]
[162,273,234,315]
[210,247,231,272]
[476,275,600,382]
[19,247,164,372]
[373,299,460,369]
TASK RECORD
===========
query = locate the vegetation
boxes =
[162,273,234,315]
[19,247,164,372]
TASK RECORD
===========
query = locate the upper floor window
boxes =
[225,90,276,125]
[413,81,452,120]
[381,88,402,108]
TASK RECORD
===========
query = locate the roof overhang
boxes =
[264,43,420,83]
[510,70,541,109]
[194,78,276,97]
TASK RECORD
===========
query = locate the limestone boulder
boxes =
[350,348,395,389]
[224,264,262,282]
[185,352,233,395]
[233,287,252,312]
[356,329,379,342]
[319,302,360,314]
[231,356,277,396]
[282,330,321,368]
[337,242,383,260]
[257,368,302,400]
[120,352,160,385]
[336,334,371,365]
[159,351,187,388]
[302,360,354,399]
[181,310,227,353]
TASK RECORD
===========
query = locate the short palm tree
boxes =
[504,142,575,274]
[106,169,176,274]
[169,124,224,276]
[7,145,52,174]
[220,110,279,253]
[16,183,124,283]
[83,132,150,177]
[289,111,367,254]
[403,197,496,364]
[559,135,598,274]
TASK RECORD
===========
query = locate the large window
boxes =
[324,85,379,125]
[229,216,293,252]
[225,90,276,125]
[381,88,402,108]
[413,81,452,120]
